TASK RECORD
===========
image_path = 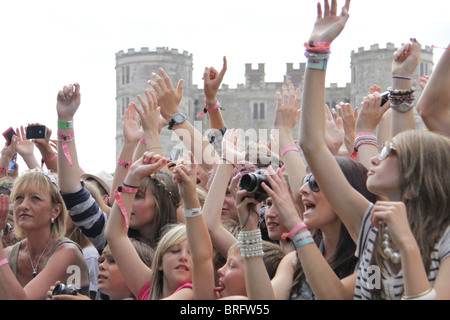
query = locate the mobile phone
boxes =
[26,125,47,139]
[168,146,182,169]
[2,127,16,144]
[380,91,389,107]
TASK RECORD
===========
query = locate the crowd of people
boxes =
[0,0,449,301]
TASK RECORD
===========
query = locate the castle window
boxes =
[253,102,265,120]
[126,66,130,84]
[122,66,130,84]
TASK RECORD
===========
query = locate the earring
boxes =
[51,218,55,224]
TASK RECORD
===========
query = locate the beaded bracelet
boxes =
[238,229,264,258]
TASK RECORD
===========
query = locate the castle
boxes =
[115,44,433,159]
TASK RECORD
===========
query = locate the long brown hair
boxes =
[371,130,450,298]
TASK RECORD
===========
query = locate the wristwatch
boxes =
[168,113,186,130]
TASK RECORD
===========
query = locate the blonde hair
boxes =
[148,224,187,300]
[11,170,67,238]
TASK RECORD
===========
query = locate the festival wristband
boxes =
[281,221,307,241]
[183,208,202,218]
[118,158,132,169]
[281,146,299,157]
[57,120,73,129]
[307,58,328,71]
[292,231,314,249]
[0,258,8,268]
[114,185,138,228]
[57,131,75,166]
[197,100,222,117]
[41,153,58,168]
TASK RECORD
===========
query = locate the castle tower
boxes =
[115,47,194,159]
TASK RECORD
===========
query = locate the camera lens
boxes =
[52,283,65,296]
[239,170,271,202]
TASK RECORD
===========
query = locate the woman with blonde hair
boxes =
[0,169,89,299]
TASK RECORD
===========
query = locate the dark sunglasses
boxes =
[302,174,320,192]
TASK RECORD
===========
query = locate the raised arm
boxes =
[148,68,219,172]
[203,56,227,132]
[108,102,141,207]
[389,38,421,137]
[299,0,370,243]
[416,43,450,136]
[203,129,245,258]
[172,153,216,300]
[272,84,306,213]
[261,166,355,299]
[32,124,58,172]
[104,151,166,297]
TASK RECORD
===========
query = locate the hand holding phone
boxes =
[2,127,16,144]
[26,125,47,140]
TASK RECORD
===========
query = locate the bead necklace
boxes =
[381,223,401,264]
[27,239,52,277]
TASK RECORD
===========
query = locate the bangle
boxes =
[118,158,132,169]
[281,146,299,157]
[238,229,264,259]
[281,221,307,241]
[392,75,412,80]
[401,288,436,300]
[57,120,73,129]
[292,231,314,249]
[123,182,139,189]
[0,258,8,268]
[184,207,202,218]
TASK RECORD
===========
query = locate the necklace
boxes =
[27,239,52,277]
[381,223,401,264]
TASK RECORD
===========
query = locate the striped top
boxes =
[62,181,108,252]
[354,204,450,300]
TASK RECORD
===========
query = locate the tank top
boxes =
[8,237,89,295]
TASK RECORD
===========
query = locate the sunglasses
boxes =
[378,142,396,161]
[302,174,320,192]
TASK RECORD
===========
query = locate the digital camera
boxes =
[239,170,271,202]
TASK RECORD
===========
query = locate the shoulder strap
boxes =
[42,237,83,269]
[8,240,23,277]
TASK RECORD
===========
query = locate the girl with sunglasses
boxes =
[269,0,450,300]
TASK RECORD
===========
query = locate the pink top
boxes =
[137,280,193,300]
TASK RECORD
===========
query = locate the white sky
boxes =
[0,0,449,175]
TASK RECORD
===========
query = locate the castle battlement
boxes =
[116,47,192,58]
[352,42,433,55]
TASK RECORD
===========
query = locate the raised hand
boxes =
[356,90,390,133]
[309,0,351,43]
[203,56,227,105]
[56,83,81,121]
[123,103,144,144]
[391,38,421,77]
[135,90,163,135]
[127,151,167,182]
[148,68,183,121]
[324,105,344,155]
[274,84,301,131]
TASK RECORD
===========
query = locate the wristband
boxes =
[57,120,73,129]
[197,100,223,117]
[57,130,75,166]
[307,58,328,71]
[140,138,147,145]
[281,221,307,241]
[281,146,299,157]
[118,158,132,169]
[41,153,58,168]
[0,258,8,268]
[183,207,202,218]
[114,185,138,228]
[292,231,314,249]
[308,40,331,48]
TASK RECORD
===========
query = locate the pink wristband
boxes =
[356,131,374,137]
[282,221,307,240]
[57,131,75,166]
[140,138,147,145]
[0,258,8,268]
[114,185,138,229]
[118,158,132,169]
[281,146,299,157]
[41,153,58,168]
